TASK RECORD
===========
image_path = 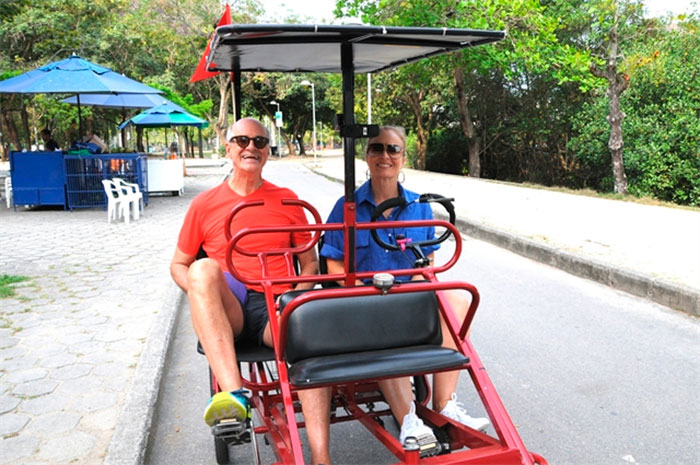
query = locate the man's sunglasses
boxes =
[229,135,270,149]
[367,143,403,159]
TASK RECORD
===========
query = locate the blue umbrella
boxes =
[60,93,170,109]
[0,54,162,134]
[0,54,161,94]
[118,102,208,129]
[59,95,180,149]
[119,102,209,157]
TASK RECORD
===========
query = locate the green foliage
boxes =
[147,83,213,119]
[0,0,697,205]
[425,128,469,175]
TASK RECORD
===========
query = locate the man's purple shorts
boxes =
[224,272,248,305]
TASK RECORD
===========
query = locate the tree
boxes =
[337,0,587,176]
[586,0,646,194]
[0,0,124,156]
[368,63,447,169]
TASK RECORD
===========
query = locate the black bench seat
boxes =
[280,290,469,388]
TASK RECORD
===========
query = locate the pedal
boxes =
[212,418,251,445]
[404,433,442,458]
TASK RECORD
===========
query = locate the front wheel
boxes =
[214,437,230,464]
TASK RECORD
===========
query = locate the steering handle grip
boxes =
[369,193,457,252]
[419,193,456,226]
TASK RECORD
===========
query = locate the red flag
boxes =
[190,4,232,83]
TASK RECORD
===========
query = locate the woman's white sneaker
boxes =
[399,402,441,457]
[439,393,490,432]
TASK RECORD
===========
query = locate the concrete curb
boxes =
[312,165,699,317]
[450,215,700,317]
[103,281,184,465]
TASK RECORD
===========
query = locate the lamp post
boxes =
[270,100,282,157]
[300,80,317,162]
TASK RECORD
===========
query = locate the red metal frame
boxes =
[207,198,547,465]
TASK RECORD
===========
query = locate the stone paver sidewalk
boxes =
[0,161,229,464]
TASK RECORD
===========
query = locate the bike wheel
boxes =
[214,437,230,464]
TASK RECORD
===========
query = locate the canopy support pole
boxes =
[341,42,357,280]
[77,94,83,137]
[120,108,128,149]
[341,42,356,203]
[233,72,241,121]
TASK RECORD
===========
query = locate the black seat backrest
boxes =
[282,291,442,364]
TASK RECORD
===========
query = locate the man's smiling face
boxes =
[226,118,271,174]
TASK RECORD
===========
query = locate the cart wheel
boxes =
[214,437,230,464]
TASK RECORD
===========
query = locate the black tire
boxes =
[214,437,230,464]
[210,367,230,464]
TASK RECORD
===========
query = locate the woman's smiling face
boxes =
[365,128,406,181]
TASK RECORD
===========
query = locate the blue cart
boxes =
[9,151,148,211]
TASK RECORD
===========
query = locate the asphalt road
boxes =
[146,160,700,465]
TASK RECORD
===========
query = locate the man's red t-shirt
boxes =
[177,180,311,294]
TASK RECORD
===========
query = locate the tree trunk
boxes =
[406,90,428,170]
[20,98,30,149]
[607,78,628,194]
[215,74,231,146]
[415,122,427,170]
[590,3,629,195]
[454,67,481,177]
[136,127,144,152]
[0,100,21,159]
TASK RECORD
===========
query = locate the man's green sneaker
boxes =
[203,389,251,427]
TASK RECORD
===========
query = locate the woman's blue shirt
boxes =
[320,180,439,281]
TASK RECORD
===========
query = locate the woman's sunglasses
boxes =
[367,143,403,159]
[229,135,270,149]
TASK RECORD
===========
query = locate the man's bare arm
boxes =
[294,248,319,290]
[326,257,364,286]
[170,247,197,293]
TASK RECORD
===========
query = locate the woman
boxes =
[321,125,490,451]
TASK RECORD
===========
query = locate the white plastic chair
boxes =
[101,179,129,224]
[113,177,143,220]
[4,177,11,209]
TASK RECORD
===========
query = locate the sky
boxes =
[644,0,697,16]
[255,0,698,23]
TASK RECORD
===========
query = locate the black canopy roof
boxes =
[207,24,505,74]
[206,24,506,271]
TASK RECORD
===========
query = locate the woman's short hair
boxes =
[364,125,407,154]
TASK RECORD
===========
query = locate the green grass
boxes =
[516,182,700,211]
[0,274,30,298]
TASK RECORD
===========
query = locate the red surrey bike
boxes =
[198,24,547,465]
